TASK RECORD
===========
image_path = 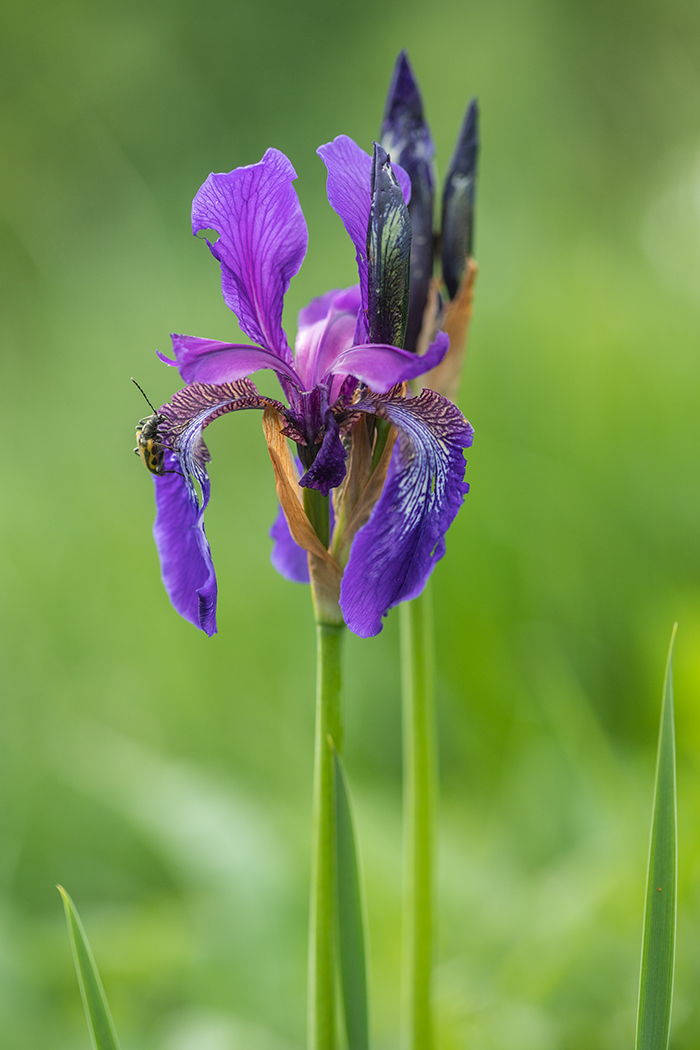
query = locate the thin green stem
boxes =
[400,584,436,1050]
[304,488,331,549]
[308,621,345,1050]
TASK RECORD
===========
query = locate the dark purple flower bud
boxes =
[441,98,479,299]
[366,142,412,349]
[380,50,435,353]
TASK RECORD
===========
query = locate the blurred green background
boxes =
[1,0,699,1046]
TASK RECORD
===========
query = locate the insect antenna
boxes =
[131,377,159,414]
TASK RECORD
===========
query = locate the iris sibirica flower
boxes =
[150,135,473,639]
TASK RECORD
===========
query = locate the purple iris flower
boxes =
[151,138,473,638]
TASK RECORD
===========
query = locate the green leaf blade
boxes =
[58,886,122,1050]
[334,749,370,1050]
[635,624,678,1050]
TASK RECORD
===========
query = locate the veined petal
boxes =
[340,388,473,637]
[160,378,282,477]
[153,452,217,636]
[153,379,281,634]
[317,136,411,338]
[327,330,448,393]
[192,148,308,361]
[167,334,301,387]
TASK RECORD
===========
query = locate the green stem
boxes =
[308,621,345,1050]
[304,488,331,549]
[400,584,436,1050]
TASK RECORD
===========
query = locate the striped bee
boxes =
[132,378,171,476]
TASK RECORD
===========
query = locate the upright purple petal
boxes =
[295,306,357,391]
[166,334,301,387]
[192,148,308,361]
[298,285,361,330]
[153,452,217,636]
[326,330,448,393]
[269,504,310,584]
[340,388,473,637]
[317,136,411,340]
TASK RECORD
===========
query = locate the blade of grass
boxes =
[58,885,121,1050]
[334,748,370,1050]
[635,623,678,1050]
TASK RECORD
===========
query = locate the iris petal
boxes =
[298,285,361,330]
[153,379,281,634]
[167,334,301,387]
[294,298,358,390]
[192,148,308,362]
[340,388,473,637]
[327,330,448,393]
[153,452,217,636]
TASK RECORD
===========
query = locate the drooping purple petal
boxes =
[269,504,310,584]
[153,379,281,634]
[326,330,448,393]
[317,136,411,341]
[192,148,308,362]
[153,451,217,635]
[165,334,301,387]
[340,387,473,637]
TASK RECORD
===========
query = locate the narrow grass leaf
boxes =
[636,624,678,1050]
[58,885,122,1050]
[334,749,370,1050]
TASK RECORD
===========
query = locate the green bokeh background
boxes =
[1,0,699,1046]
